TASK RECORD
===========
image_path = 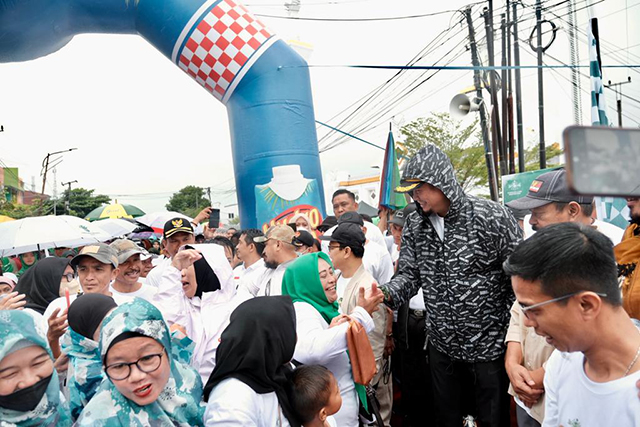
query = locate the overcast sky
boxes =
[0,0,636,215]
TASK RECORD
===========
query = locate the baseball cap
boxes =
[70,243,119,269]
[319,223,366,248]
[109,239,145,265]
[253,225,297,245]
[293,230,315,247]
[506,169,594,210]
[163,217,194,239]
[338,211,364,226]
[317,215,338,232]
[396,178,424,194]
[390,203,417,227]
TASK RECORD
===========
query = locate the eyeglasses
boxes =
[105,352,164,381]
[328,244,343,252]
[62,273,75,283]
[520,292,608,319]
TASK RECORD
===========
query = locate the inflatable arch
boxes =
[0,0,326,229]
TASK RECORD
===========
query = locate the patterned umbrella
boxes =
[85,203,145,221]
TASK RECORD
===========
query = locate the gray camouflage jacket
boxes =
[384,145,522,362]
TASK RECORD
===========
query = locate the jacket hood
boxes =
[402,144,465,212]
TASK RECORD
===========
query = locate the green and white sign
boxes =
[501,167,560,205]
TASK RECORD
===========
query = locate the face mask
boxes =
[0,374,52,412]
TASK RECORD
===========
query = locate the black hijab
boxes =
[67,293,118,340]
[15,257,69,314]
[193,256,221,298]
[203,296,300,427]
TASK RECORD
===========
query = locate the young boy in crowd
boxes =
[290,365,342,427]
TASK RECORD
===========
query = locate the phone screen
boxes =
[564,126,640,197]
[209,208,221,228]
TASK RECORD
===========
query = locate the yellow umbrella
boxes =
[0,215,15,223]
[85,203,145,221]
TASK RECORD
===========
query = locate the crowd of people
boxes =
[1,143,640,426]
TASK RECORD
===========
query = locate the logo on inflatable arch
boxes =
[261,204,322,234]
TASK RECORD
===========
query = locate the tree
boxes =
[0,200,40,219]
[41,188,111,218]
[398,112,487,192]
[166,186,210,218]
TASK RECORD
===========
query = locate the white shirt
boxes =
[362,241,395,286]
[429,213,445,241]
[292,301,375,427]
[152,244,248,384]
[204,378,291,427]
[542,349,640,427]
[256,258,296,297]
[409,288,426,311]
[108,283,157,304]
[234,259,267,296]
[336,274,350,305]
[144,256,171,288]
[322,220,386,253]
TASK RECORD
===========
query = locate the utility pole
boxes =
[506,1,515,174]
[567,0,582,124]
[483,6,505,176]
[500,14,509,174]
[512,0,525,172]
[206,187,212,206]
[535,0,546,168]
[52,169,58,216]
[605,77,632,127]
[465,7,498,202]
[61,180,77,215]
[40,148,77,195]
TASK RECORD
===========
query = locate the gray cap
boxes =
[506,169,594,210]
[389,203,417,227]
[70,243,119,269]
[109,239,144,264]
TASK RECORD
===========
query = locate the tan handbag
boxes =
[346,320,377,385]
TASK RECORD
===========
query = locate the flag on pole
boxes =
[378,129,408,211]
[589,18,609,126]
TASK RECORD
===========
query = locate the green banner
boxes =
[501,167,561,205]
[3,168,20,189]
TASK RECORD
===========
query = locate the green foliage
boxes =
[166,186,210,218]
[0,201,40,219]
[523,143,564,171]
[42,188,111,217]
[398,112,487,192]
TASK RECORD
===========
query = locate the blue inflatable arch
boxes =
[0,0,326,229]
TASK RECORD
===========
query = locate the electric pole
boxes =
[500,14,509,174]
[483,6,505,176]
[512,0,525,172]
[605,77,632,127]
[465,7,498,201]
[61,180,77,215]
[535,0,546,168]
[40,148,77,195]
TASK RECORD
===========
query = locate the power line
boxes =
[255,6,481,21]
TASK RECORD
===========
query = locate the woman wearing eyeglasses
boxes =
[75,298,205,426]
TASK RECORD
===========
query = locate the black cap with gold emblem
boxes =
[163,217,194,239]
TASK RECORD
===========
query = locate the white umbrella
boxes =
[0,215,112,257]
[136,211,193,232]
[92,218,137,238]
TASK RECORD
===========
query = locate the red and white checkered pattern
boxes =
[178,0,272,101]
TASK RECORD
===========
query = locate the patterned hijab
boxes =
[75,298,205,426]
[0,310,72,426]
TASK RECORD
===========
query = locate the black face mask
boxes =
[0,374,52,412]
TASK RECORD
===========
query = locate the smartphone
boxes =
[564,125,640,197]
[208,208,221,229]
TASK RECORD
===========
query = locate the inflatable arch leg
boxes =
[0,0,326,229]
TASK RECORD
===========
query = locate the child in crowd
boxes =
[290,365,342,427]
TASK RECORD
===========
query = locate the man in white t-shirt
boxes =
[44,243,121,357]
[233,229,267,296]
[253,225,298,297]
[109,239,157,303]
[321,189,386,252]
[504,222,640,427]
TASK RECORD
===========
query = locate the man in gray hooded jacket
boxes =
[380,144,522,427]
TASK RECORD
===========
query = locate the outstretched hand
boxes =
[357,282,384,315]
[172,249,202,271]
[0,292,26,311]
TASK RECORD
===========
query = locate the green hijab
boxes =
[282,252,339,324]
[17,252,39,278]
[282,252,370,412]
